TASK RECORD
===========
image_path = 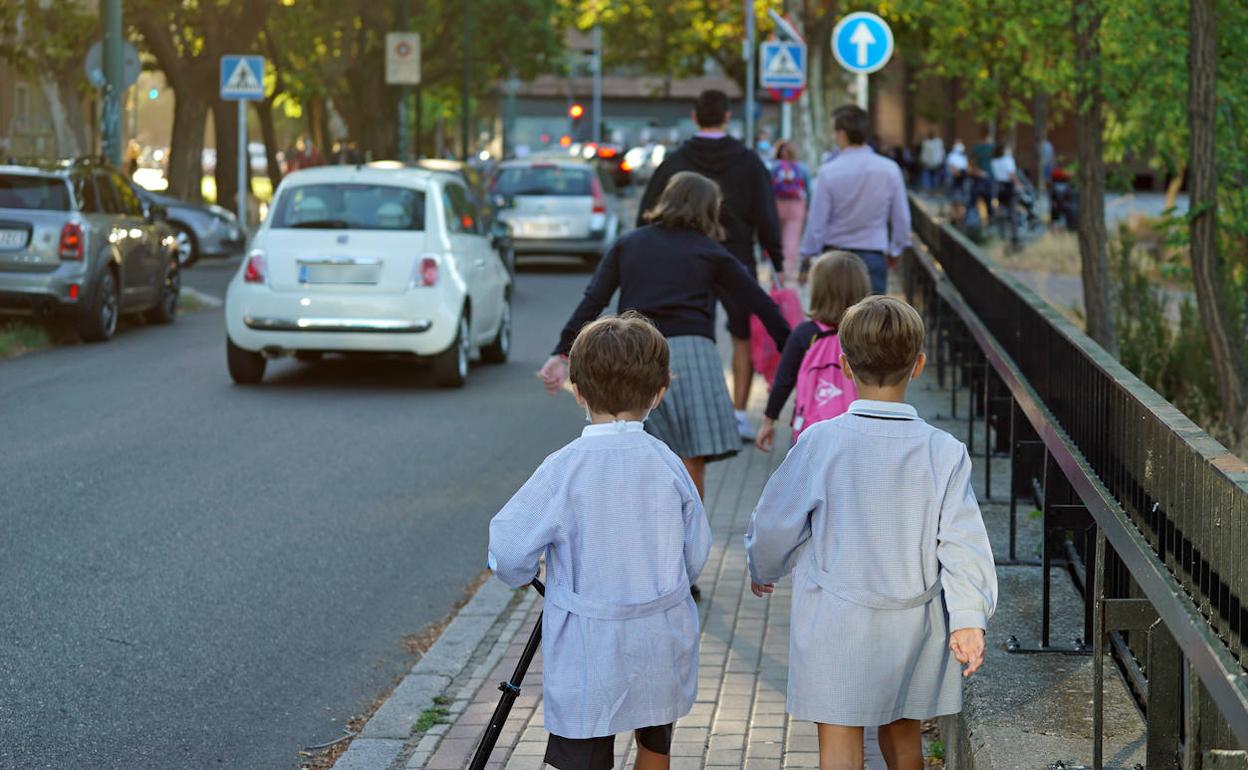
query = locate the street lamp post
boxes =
[743,0,755,150]
[397,0,411,160]
[591,26,602,145]
[100,0,123,165]
[461,0,472,161]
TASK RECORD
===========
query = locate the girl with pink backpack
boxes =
[756,251,872,452]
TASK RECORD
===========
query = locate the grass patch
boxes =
[928,738,945,761]
[1028,508,1044,520]
[177,289,212,314]
[432,694,451,706]
[412,705,451,733]
[0,319,66,359]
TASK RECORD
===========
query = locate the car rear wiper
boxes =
[289,219,352,229]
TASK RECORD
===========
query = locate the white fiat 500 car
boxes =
[224,165,511,387]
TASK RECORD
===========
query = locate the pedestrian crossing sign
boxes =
[220,55,266,101]
[760,41,806,89]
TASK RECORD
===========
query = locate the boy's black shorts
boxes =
[544,723,673,770]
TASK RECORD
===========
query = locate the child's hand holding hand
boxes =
[755,418,776,452]
[751,582,775,597]
[949,627,985,677]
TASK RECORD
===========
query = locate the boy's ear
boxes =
[651,386,668,410]
[571,383,587,409]
[911,351,928,381]
[839,353,855,383]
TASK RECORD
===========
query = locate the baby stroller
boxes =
[1049,167,1079,229]
[1014,169,1040,230]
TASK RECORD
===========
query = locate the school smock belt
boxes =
[805,554,942,610]
[544,577,691,620]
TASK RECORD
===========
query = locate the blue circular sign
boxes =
[831,11,895,75]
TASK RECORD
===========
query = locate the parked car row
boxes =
[1,153,630,390]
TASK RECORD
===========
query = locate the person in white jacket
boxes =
[490,313,712,770]
[746,296,997,770]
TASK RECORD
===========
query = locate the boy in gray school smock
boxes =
[745,296,998,767]
[490,314,712,770]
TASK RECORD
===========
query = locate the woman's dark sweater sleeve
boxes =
[713,253,791,350]
[553,240,621,355]
[765,321,819,420]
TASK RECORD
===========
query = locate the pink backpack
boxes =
[792,322,856,438]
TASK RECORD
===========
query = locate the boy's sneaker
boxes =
[736,410,756,442]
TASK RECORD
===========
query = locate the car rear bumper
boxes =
[511,235,606,257]
[225,284,457,355]
[0,264,89,315]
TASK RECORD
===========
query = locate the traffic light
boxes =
[568,103,585,140]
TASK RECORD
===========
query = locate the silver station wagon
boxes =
[0,158,181,341]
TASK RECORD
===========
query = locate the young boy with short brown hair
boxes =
[746,296,998,769]
[490,312,711,770]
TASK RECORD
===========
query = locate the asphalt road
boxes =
[0,259,596,769]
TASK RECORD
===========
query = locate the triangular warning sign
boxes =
[766,46,802,78]
[225,60,261,92]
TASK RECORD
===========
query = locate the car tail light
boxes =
[243,250,267,283]
[58,222,84,260]
[420,256,439,287]
[620,160,634,172]
[591,176,606,214]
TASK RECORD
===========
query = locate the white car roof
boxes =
[279,164,439,189]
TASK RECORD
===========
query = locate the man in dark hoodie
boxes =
[637,89,784,442]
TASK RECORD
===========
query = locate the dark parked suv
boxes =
[0,158,181,341]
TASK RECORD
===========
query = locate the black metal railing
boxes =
[903,195,1248,765]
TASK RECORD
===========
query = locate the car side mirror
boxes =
[147,203,167,223]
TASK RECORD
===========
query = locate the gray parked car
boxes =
[0,159,181,341]
[135,188,244,267]
[489,157,621,264]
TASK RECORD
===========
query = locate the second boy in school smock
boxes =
[745,400,998,725]
[488,421,712,739]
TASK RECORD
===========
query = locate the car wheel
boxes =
[480,295,511,364]
[78,268,119,342]
[144,255,180,324]
[432,312,470,388]
[173,224,198,268]
[227,337,266,384]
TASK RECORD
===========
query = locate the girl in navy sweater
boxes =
[540,171,790,497]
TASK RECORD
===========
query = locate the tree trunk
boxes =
[213,99,241,212]
[167,88,209,202]
[902,57,916,149]
[36,75,83,158]
[1073,0,1117,354]
[255,99,283,189]
[1033,92,1049,195]
[1188,0,1247,448]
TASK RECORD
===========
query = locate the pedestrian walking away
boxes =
[542,171,791,498]
[919,130,946,192]
[491,313,712,770]
[637,89,786,443]
[990,143,1021,247]
[800,105,912,295]
[745,296,998,769]
[946,140,970,224]
[755,251,871,453]
[770,140,811,281]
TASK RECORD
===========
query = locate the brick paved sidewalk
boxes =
[404,372,980,770]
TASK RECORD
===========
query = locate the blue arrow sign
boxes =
[760,41,806,89]
[220,55,265,101]
[831,12,894,74]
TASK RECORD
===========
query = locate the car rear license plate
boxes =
[298,259,381,284]
[0,228,28,250]
[520,220,569,238]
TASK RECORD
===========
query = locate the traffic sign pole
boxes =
[744,0,755,151]
[830,12,894,115]
[100,0,123,165]
[237,102,248,226]
[857,72,868,110]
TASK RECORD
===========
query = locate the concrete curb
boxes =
[332,578,517,769]
[181,286,224,308]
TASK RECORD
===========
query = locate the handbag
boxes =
[749,268,803,386]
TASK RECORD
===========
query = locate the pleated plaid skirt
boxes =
[646,335,740,462]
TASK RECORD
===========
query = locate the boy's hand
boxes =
[751,582,775,597]
[755,418,776,452]
[949,627,985,677]
[538,355,569,394]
